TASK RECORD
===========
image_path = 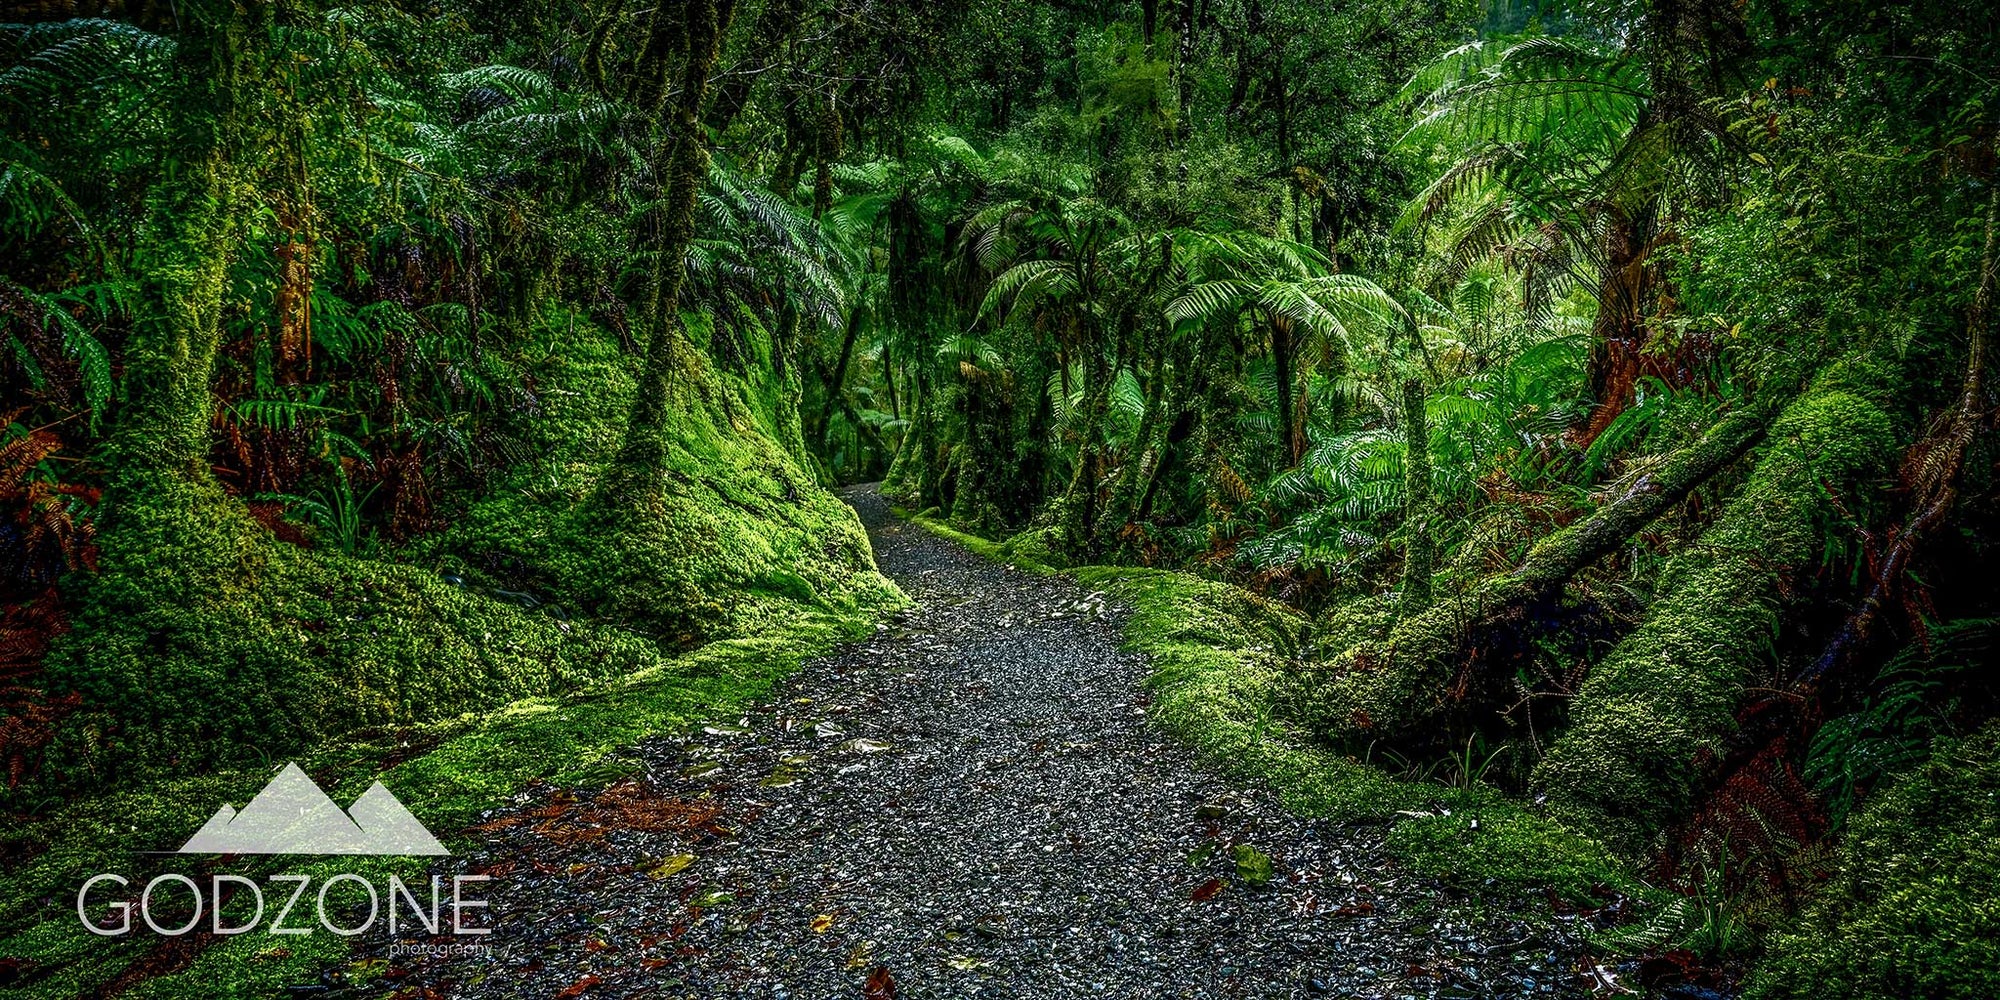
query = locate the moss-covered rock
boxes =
[1746,722,2000,1000]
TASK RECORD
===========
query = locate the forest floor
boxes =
[331,485,1594,999]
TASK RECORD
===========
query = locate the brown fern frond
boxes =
[0,590,74,790]
[0,430,60,497]
[1216,458,1252,503]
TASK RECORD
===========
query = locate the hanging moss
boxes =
[1536,354,1906,849]
[1746,722,2000,1000]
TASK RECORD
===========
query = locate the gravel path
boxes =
[345,485,1593,999]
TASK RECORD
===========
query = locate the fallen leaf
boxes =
[1233,844,1273,887]
[863,966,896,1000]
[845,941,876,969]
[1192,878,1225,902]
[811,913,835,933]
[556,974,600,998]
[648,854,696,879]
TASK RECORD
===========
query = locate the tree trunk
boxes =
[1577,209,1657,445]
[607,0,734,487]
[1095,330,1167,546]
[1537,350,1910,852]
[1270,314,1296,463]
[814,302,868,444]
[1309,392,1778,749]
[1397,377,1434,614]
[1055,344,1112,551]
[93,0,267,607]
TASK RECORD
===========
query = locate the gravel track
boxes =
[342,485,1592,999]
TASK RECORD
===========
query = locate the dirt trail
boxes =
[343,485,1587,999]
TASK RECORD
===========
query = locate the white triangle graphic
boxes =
[348,782,450,855]
[177,763,449,856]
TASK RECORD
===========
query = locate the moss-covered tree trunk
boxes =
[1397,377,1434,614]
[606,0,733,488]
[1270,314,1298,462]
[91,1,265,607]
[1535,351,1909,850]
[1309,393,1778,747]
[1054,334,1112,551]
[812,300,868,445]
[949,349,1009,532]
[1095,326,1167,547]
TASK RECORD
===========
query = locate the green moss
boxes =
[0,607,874,1000]
[904,512,1060,574]
[1746,722,2000,1000]
[1000,524,1068,570]
[37,469,670,791]
[1537,357,1904,849]
[437,314,900,645]
[1385,808,1633,901]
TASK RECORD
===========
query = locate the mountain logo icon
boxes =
[177,763,448,856]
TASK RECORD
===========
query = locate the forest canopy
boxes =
[1,0,1996,996]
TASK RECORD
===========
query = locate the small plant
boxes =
[1805,618,1991,827]
[1438,734,1513,790]
[257,465,379,555]
[1680,848,1753,959]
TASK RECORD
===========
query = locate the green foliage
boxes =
[1748,722,2000,1000]
[1806,618,1995,828]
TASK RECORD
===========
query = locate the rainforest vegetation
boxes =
[1,0,1996,996]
